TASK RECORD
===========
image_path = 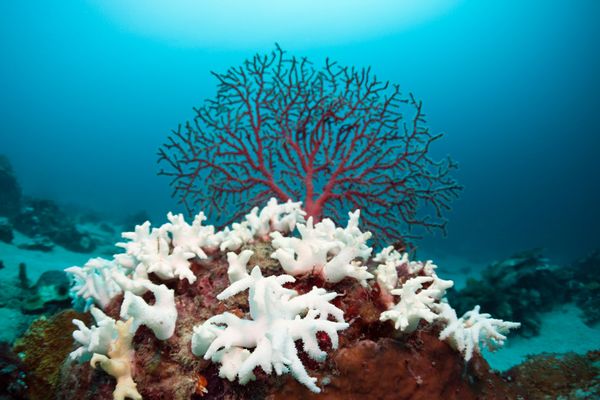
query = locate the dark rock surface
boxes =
[0,341,27,400]
[0,218,13,244]
[0,155,22,218]
[22,270,71,314]
[448,249,600,337]
[11,199,96,253]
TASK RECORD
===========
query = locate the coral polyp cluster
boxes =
[62,198,519,399]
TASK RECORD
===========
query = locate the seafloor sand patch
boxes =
[484,303,600,371]
[0,225,119,282]
[0,231,93,282]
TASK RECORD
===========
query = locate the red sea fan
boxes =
[158,45,462,245]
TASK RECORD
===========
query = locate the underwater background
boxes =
[1,0,598,263]
[0,1,599,399]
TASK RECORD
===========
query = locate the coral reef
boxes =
[11,199,96,253]
[158,46,461,245]
[266,336,518,400]
[505,351,600,399]
[55,199,525,399]
[0,341,27,400]
[448,249,600,337]
[0,264,73,345]
[21,270,71,314]
[568,250,600,326]
[12,310,91,400]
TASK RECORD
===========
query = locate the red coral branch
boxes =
[158,45,462,245]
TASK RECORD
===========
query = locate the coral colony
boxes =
[65,199,520,399]
[61,49,516,399]
[157,45,461,246]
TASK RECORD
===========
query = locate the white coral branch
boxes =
[66,258,123,310]
[270,211,373,286]
[438,304,521,361]
[192,266,348,393]
[70,306,117,361]
[380,274,454,333]
[120,281,177,340]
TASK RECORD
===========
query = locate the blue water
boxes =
[0,0,598,264]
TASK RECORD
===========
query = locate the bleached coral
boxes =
[407,259,438,276]
[163,211,219,257]
[380,274,454,333]
[61,197,526,398]
[245,198,306,238]
[191,266,348,393]
[218,221,254,252]
[66,258,124,310]
[438,304,521,361]
[91,319,142,400]
[116,220,198,284]
[373,246,407,305]
[215,198,306,252]
[226,250,254,283]
[70,306,117,361]
[120,281,177,340]
[270,210,373,286]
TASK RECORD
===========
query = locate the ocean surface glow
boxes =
[91,0,463,48]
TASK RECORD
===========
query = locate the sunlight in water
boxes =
[91,0,462,48]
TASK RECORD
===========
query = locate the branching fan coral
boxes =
[158,45,462,244]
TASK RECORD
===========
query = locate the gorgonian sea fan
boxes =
[158,45,462,246]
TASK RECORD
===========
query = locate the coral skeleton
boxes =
[437,304,521,361]
[373,246,406,306]
[120,281,177,340]
[380,275,453,333]
[217,221,255,252]
[70,306,117,361]
[113,213,220,285]
[271,211,373,286]
[191,266,348,393]
[66,258,123,310]
[226,250,254,283]
[162,211,217,258]
[244,198,306,238]
[90,319,142,400]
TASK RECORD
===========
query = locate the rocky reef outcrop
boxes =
[448,249,600,337]
[0,155,22,219]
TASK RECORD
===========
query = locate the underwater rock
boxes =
[0,155,22,218]
[119,210,151,232]
[267,335,517,400]
[447,249,569,337]
[449,249,600,337]
[21,270,71,314]
[0,341,27,400]
[0,217,14,244]
[17,235,54,252]
[58,252,515,400]
[0,273,28,309]
[55,202,524,400]
[504,351,600,399]
[12,310,91,400]
[568,250,600,326]
[11,199,96,253]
